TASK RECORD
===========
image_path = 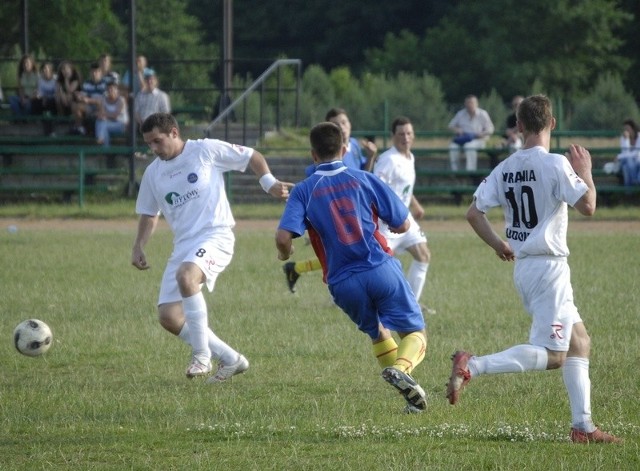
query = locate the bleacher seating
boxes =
[2,111,639,206]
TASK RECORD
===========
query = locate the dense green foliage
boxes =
[1,0,639,129]
[0,219,638,469]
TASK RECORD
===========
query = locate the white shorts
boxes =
[514,256,582,352]
[382,215,427,255]
[158,230,235,305]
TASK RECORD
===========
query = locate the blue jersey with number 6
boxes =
[278,160,409,285]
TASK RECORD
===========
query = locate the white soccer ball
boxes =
[13,319,53,357]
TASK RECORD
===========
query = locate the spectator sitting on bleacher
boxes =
[72,62,107,136]
[134,68,170,129]
[32,61,58,136]
[55,60,81,122]
[448,95,495,171]
[502,95,524,152]
[612,119,640,186]
[122,55,148,96]
[98,53,120,86]
[95,82,128,147]
[9,54,39,119]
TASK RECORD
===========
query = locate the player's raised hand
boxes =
[360,138,377,158]
[269,181,295,200]
[565,144,592,177]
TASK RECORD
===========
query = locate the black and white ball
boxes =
[13,319,53,357]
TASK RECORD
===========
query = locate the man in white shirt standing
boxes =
[133,69,171,129]
[448,94,495,171]
[131,112,291,383]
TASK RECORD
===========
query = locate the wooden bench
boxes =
[412,146,627,205]
[0,145,137,206]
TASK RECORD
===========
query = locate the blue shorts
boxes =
[329,257,425,339]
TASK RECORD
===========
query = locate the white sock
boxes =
[178,323,191,344]
[470,344,548,376]
[563,356,595,432]
[183,292,211,364]
[407,261,429,301]
[177,323,239,365]
[207,328,239,365]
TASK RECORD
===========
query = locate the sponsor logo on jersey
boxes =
[188,172,198,184]
[164,189,200,207]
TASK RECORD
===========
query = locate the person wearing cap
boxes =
[133,68,171,128]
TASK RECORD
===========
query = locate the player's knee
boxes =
[175,263,203,295]
[410,243,430,263]
[569,330,591,357]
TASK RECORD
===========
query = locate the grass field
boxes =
[1,209,639,470]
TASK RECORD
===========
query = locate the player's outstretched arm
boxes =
[248,150,294,200]
[466,202,515,262]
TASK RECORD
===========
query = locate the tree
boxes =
[0,0,125,61]
[365,0,632,105]
[571,73,640,129]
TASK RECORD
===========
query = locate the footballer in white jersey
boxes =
[372,117,434,314]
[373,145,426,249]
[448,95,621,444]
[136,138,253,246]
[131,113,291,381]
[473,146,588,259]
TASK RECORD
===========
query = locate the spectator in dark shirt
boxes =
[502,95,524,152]
[72,62,106,135]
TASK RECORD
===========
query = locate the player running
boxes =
[282,107,377,292]
[131,112,291,382]
[447,95,622,444]
[373,116,435,315]
[276,122,428,413]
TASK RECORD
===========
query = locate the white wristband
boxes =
[259,173,277,193]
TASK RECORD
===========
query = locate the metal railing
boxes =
[205,59,302,144]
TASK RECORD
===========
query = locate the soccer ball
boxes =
[13,319,53,357]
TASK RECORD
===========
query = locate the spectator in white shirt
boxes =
[133,68,170,129]
[448,95,495,171]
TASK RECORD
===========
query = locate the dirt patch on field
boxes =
[2,217,639,235]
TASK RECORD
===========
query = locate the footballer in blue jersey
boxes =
[276,122,428,413]
[284,108,378,293]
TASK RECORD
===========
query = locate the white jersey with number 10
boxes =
[473,146,588,259]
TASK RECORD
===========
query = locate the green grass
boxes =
[0,216,639,470]
[1,199,640,222]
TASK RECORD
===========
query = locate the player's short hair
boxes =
[390,116,412,134]
[325,107,348,121]
[141,112,179,134]
[516,95,552,135]
[310,122,343,161]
